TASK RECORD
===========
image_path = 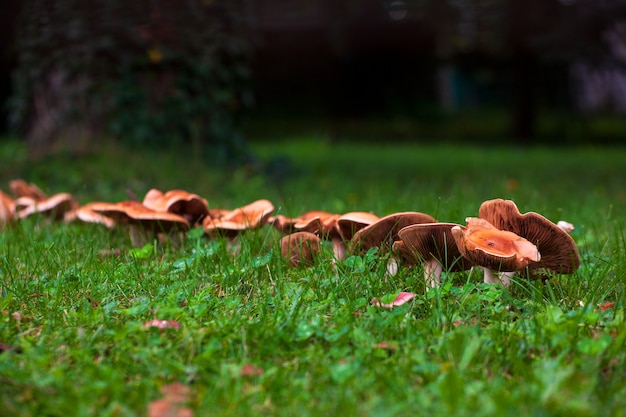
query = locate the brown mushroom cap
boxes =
[280,231,322,267]
[269,210,333,235]
[74,203,117,229]
[350,211,436,255]
[15,193,78,221]
[479,199,580,275]
[0,190,16,226]
[335,211,380,241]
[451,217,540,272]
[397,222,473,271]
[88,201,190,231]
[142,188,209,225]
[9,179,47,200]
[202,199,274,237]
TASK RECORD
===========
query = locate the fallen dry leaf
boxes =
[372,341,397,351]
[240,363,264,377]
[148,382,192,417]
[370,291,416,309]
[144,320,181,330]
[599,301,617,312]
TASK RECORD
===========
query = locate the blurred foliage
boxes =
[10,0,254,163]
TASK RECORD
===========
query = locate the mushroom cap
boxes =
[269,210,333,235]
[350,211,436,254]
[142,188,209,225]
[335,211,380,241]
[479,199,580,275]
[88,201,190,232]
[397,222,473,271]
[280,231,322,267]
[74,203,117,228]
[451,217,540,272]
[0,190,16,225]
[15,193,78,221]
[9,179,47,200]
[202,199,274,237]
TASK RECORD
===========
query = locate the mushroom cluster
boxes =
[0,182,581,288]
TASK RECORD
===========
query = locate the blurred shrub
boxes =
[10,0,254,163]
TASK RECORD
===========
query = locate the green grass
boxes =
[1,137,625,416]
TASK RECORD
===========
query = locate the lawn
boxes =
[0,137,625,416]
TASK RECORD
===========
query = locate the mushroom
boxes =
[280,231,322,267]
[142,188,210,225]
[451,217,541,285]
[202,199,275,238]
[74,202,118,229]
[86,201,190,247]
[0,190,16,227]
[269,210,334,235]
[478,199,580,277]
[9,179,47,200]
[318,211,378,261]
[14,192,79,222]
[350,211,435,255]
[397,222,474,288]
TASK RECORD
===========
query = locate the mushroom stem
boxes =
[482,267,513,286]
[424,258,443,289]
[386,256,400,276]
[332,237,347,261]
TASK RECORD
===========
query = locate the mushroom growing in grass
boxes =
[142,188,209,225]
[86,201,190,247]
[15,192,79,222]
[396,222,474,288]
[478,199,580,277]
[0,190,16,226]
[323,211,379,261]
[269,210,334,235]
[350,211,436,255]
[280,231,322,267]
[451,217,541,285]
[9,179,47,200]
[202,199,274,238]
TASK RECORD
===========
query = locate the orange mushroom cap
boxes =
[451,217,540,272]
[15,193,78,221]
[0,190,16,226]
[87,201,189,231]
[202,199,274,237]
[9,179,47,201]
[479,199,580,275]
[142,188,209,225]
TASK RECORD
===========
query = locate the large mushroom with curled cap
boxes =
[451,217,541,285]
[478,199,580,277]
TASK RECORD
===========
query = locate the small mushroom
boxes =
[9,179,47,200]
[202,199,274,238]
[451,217,540,285]
[269,210,333,235]
[397,222,474,288]
[87,201,190,247]
[14,192,79,222]
[478,199,580,277]
[322,211,378,261]
[0,190,16,226]
[142,188,209,225]
[280,231,322,267]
